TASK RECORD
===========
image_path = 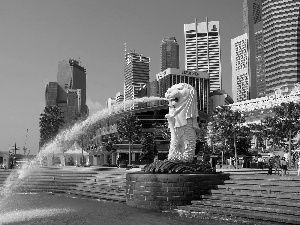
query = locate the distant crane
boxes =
[23,129,29,155]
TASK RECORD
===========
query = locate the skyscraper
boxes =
[124,50,150,108]
[231,33,250,102]
[262,0,300,95]
[160,37,179,72]
[45,59,89,124]
[184,18,221,92]
[243,0,264,98]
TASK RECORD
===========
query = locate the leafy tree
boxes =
[195,121,211,156]
[140,133,157,161]
[264,102,300,166]
[39,106,65,147]
[210,105,248,166]
[248,122,268,152]
[260,116,284,150]
[104,133,119,154]
[153,121,170,142]
[197,121,208,143]
[103,133,120,165]
[117,113,142,165]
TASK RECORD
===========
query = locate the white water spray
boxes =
[0,96,166,196]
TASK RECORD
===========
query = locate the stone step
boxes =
[177,204,300,225]
[15,182,78,187]
[14,183,76,189]
[211,189,300,201]
[175,173,300,224]
[205,195,300,209]
[217,184,300,194]
[11,189,68,194]
[77,182,126,190]
[228,174,297,181]
[224,179,300,187]
[192,200,300,216]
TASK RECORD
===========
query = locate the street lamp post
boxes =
[81,135,84,166]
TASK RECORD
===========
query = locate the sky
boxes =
[0,0,243,155]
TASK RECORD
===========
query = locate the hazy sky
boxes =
[0,0,243,155]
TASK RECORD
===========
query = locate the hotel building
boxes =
[184,18,221,92]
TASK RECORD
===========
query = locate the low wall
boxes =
[126,172,229,211]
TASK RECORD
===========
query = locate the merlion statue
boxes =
[143,83,212,173]
[165,83,199,162]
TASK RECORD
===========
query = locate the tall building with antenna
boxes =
[124,49,150,108]
[184,18,221,92]
[160,37,179,72]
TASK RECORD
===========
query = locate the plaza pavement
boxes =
[1,166,298,225]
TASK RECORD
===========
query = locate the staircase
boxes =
[0,167,97,194]
[0,167,127,203]
[68,170,127,203]
[177,173,300,224]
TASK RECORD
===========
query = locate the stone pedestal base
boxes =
[126,173,229,211]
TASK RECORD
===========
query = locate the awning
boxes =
[65,142,89,155]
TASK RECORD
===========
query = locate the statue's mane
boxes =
[168,83,199,129]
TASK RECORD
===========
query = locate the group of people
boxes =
[267,156,288,176]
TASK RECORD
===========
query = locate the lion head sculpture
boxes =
[165,83,199,129]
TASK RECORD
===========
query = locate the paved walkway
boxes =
[0,193,249,225]
[1,166,294,224]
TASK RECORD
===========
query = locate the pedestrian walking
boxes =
[297,158,300,176]
[281,157,288,176]
[267,158,273,175]
[273,156,281,175]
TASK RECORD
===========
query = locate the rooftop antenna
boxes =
[195,18,198,71]
[78,57,81,65]
[124,43,127,111]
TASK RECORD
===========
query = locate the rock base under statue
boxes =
[126,173,229,211]
[143,160,213,173]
